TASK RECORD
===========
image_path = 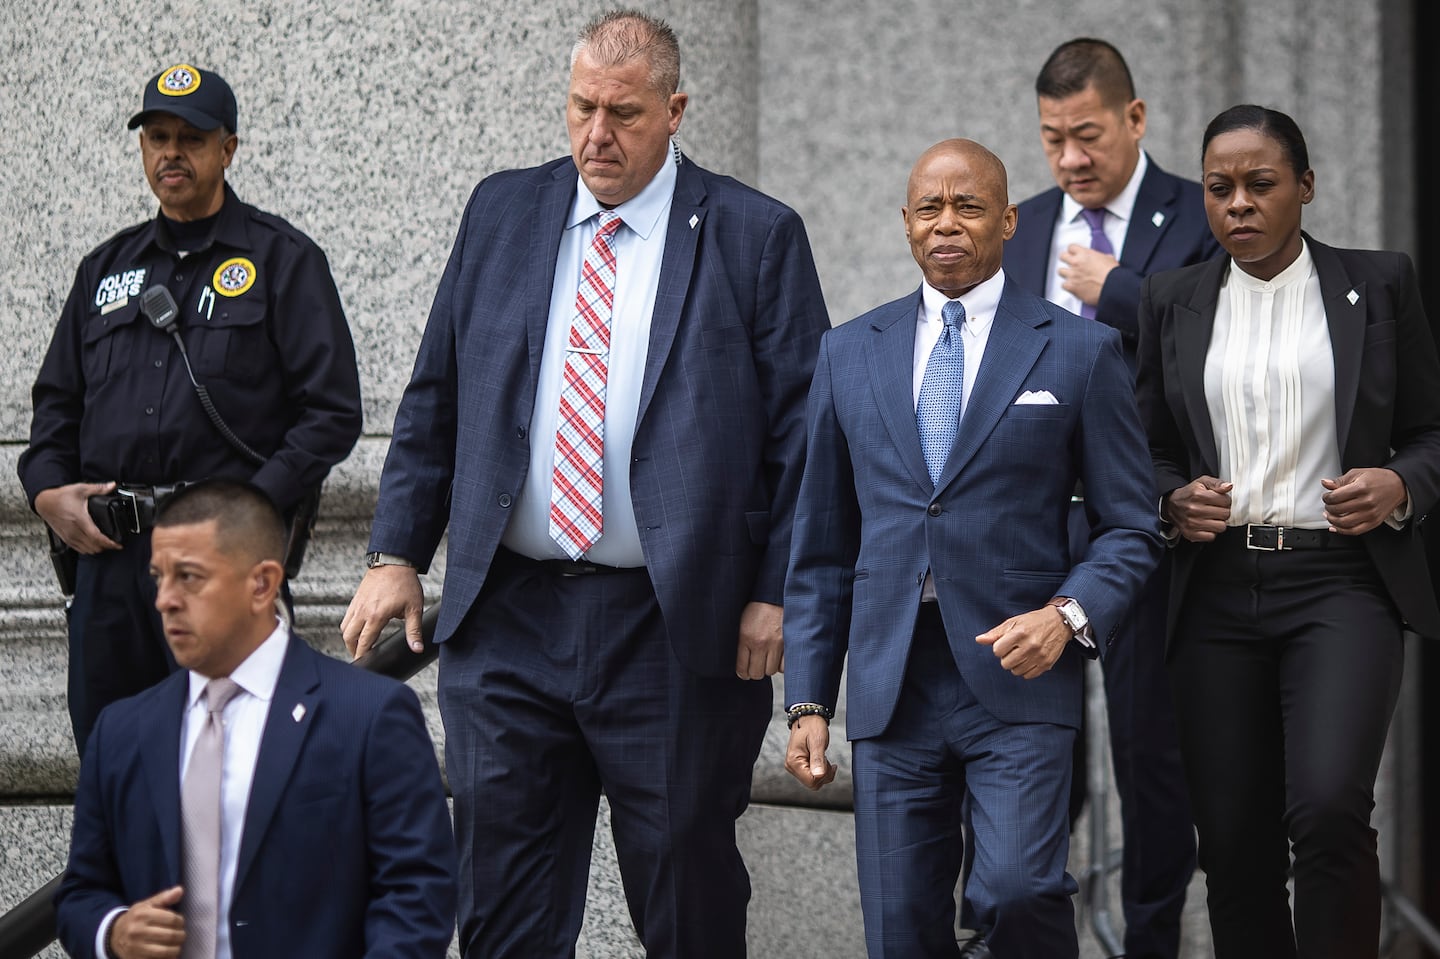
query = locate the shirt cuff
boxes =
[1157,495,1181,544]
[1386,498,1413,531]
[97,907,127,959]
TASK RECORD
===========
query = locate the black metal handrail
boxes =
[0,608,440,959]
[0,876,62,959]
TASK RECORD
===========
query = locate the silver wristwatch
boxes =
[1053,597,1088,637]
[365,551,415,569]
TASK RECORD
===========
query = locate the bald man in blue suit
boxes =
[784,139,1162,958]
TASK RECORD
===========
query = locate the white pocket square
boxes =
[1014,390,1059,405]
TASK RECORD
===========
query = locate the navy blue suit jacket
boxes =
[368,155,828,676]
[55,635,457,959]
[784,280,1163,738]
[1003,160,1219,367]
[1138,237,1440,643]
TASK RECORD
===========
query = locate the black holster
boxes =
[283,487,322,579]
[47,526,78,598]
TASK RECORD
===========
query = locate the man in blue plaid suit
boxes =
[342,10,828,958]
[783,138,1161,958]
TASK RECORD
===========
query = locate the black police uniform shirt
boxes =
[18,184,363,514]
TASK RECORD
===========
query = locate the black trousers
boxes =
[69,535,172,755]
[1169,533,1403,959]
[1068,504,1195,959]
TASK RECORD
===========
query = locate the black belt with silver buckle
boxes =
[495,546,645,578]
[87,483,192,541]
[1229,524,1361,551]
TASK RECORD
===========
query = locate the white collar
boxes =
[568,141,679,241]
[186,618,289,709]
[918,268,1007,325]
[1060,149,1149,227]
[1227,238,1314,292]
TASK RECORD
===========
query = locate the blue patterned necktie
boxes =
[916,299,966,487]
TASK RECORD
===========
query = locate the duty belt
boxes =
[88,483,193,542]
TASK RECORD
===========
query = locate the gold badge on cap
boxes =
[157,64,202,97]
[213,257,257,297]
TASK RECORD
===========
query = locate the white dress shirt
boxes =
[914,270,1005,602]
[1044,151,1149,314]
[97,621,289,959]
[1205,242,1340,528]
[502,144,679,567]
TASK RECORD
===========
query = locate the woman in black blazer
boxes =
[1135,105,1440,959]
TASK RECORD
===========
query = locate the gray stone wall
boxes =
[0,0,759,448]
[757,0,1410,325]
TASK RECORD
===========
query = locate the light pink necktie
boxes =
[550,210,623,559]
[180,677,241,959]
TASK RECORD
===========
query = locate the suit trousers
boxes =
[438,549,772,959]
[853,604,1079,959]
[68,536,172,754]
[1169,533,1404,959]
[1066,503,1195,959]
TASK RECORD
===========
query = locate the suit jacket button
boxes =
[515,425,527,439]
[927,503,942,517]
[498,493,513,508]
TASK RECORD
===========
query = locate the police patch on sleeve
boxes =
[94,268,147,310]
[158,65,202,97]
[213,257,257,297]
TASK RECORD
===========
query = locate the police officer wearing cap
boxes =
[18,64,363,754]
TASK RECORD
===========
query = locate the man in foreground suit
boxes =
[784,139,1162,958]
[55,480,456,959]
[1001,38,1217,957]
[341,10,828,957]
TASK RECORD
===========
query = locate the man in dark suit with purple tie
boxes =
[1001,38,1220,959]
[340,10,829,958]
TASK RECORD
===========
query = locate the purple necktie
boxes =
[1079,207,1114,320]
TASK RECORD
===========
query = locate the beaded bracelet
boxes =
[785,703,834,729]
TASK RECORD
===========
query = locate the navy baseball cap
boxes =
[127,64,238,133]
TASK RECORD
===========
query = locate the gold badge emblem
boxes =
[213,257,257,297]
[157,65,202,98]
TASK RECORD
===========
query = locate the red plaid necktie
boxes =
[550,210,623,559]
